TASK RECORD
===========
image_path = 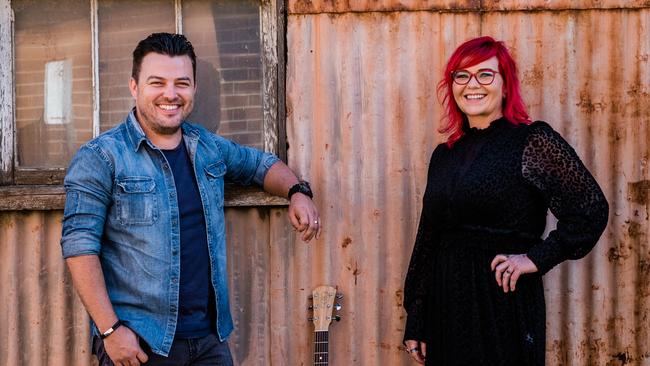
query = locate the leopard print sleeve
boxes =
[521,122,609,275]
[403,146,443,342]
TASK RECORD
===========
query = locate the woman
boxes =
[402,36,608,365]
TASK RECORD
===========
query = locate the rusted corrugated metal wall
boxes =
[1,2,649,366]
[0,212,91,366]
[284,2,650,366]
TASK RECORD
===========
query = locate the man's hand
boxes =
[288,192,321,242]
[103,326,149,366]
[261,161,322,242]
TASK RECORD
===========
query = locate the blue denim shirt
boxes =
[61,111,279,356]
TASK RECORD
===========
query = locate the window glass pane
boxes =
[183,0,264,149]
[99,0,175,132]
[13,0,92,168]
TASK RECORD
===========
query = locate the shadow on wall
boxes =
[188,58,221,133]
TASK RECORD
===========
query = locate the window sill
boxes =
[0,184,288,211]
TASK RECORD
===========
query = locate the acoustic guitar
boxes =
[309,285,342,366]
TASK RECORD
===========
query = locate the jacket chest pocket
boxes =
[204,162,226,207]
[115,177,158,225]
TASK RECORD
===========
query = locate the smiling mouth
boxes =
[158,104,181,111]
[464,94,486,100]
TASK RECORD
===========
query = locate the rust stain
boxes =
[611,350,632,365]
[606,316,624,332]
[549,339,568,365]
[341,236,352,248]
[290,0,315,14]
[576,90,608,114]
[395,289,403,307]
[347,261,361,285]
[607,241,632,262]
[628,180,650,205]
[628,220,644,238]
[626,83,650,98]
[577,338,607,364]
[255,207,270,221]
[522,64,544,86]
[638,258,650,297]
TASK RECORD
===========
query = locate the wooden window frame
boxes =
[0,0,288,210]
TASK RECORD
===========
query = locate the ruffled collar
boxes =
[462,116,509,136]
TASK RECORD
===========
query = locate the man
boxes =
[61,33,320,366]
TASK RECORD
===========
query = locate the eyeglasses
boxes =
[451,69,499,85]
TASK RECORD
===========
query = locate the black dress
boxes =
[403,117,608,366]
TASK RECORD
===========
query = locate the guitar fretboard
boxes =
[314,330,329,365]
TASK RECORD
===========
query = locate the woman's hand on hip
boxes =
[404,339,426,364]
[490,254,538,293]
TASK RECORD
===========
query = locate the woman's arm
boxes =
[521,122,609,275]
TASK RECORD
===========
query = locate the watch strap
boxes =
[288,181,313,199]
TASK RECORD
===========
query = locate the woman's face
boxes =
[452,56,504,128]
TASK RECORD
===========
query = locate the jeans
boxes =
[94,333,234,366]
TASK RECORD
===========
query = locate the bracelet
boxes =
[100,319,123,339]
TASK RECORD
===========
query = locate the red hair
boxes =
[437,36,531,147]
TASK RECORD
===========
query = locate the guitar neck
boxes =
[314,330,329,365]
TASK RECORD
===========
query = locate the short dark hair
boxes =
[132,32,197,82]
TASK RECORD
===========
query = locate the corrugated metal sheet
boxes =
[288,0,650,14]
[0,212,92,366]
[285,8,650,366]
[481,10,650,365]
[0,209,296,366]
[2,5,650,366]
[286,10,482,366]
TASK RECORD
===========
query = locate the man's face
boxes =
[129,53,195,137]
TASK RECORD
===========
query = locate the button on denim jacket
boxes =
[61,111,279,356]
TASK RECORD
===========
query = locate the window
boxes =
[0,0,286,208]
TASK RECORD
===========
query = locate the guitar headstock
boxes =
[309,285,342,331]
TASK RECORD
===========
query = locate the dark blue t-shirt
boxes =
[162,139,215,339]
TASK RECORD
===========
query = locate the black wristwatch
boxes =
[288,181,313,199]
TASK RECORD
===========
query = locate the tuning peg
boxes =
[308,305,313,310]
[334,315,341,322]
[336,294,343,299]
[308,295,313,300]
[335,303,342,311]
[308,317,314,321]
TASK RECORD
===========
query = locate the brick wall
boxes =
[98,0,176,132]
[185,0,264,150]
[13,0,93,168]
[13,0,266,171]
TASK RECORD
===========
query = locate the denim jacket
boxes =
[61,111,279,356]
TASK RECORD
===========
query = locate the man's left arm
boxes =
[263,161,321,242]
